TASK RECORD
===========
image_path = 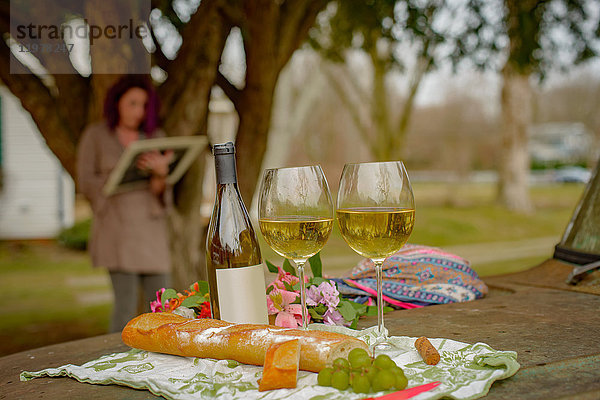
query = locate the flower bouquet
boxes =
[149,253,387,327]
[150,281,212,319]
[264,253,387,329]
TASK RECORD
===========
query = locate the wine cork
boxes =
[415,336,440,365]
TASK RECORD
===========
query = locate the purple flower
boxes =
[306,281,340,311]
[306,285,322,307]
[323,309,346,326]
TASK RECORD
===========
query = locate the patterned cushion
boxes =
[334,244,488,307]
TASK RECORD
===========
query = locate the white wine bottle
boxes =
[206,142,269,324]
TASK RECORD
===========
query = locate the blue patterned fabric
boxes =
[334,244,488,308]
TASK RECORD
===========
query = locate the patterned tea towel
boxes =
[21,325,519,400]
[333,245,488,308]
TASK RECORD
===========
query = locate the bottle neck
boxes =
[215,153,237,185]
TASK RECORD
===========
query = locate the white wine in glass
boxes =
[337,161,415,343]
[258,166,334,329]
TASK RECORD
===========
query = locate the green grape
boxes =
[373,354,396,370]
[350,354,371,369]
[390,366,407,390]
[331,370,350,390]
[351,373,371,394]
[372,369,396,392]
[390,366,405,376]
[317,367,334,387]
[365,366,378,383]
[394,372,408,390]
[333,357,350,370]
[348,348,370,365]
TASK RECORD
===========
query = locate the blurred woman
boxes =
[77,75,172,332]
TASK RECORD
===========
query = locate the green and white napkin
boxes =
[21,325,519,400]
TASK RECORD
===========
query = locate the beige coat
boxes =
[76,122,171,274]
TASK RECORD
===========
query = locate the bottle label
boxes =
[216,264,269,324]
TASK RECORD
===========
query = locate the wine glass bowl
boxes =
[258,165,335,329]
[336,161,415,342]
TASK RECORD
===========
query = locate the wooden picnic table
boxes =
[1,258,599,399]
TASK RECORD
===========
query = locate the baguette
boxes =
[258,339,300,391]
[121,312,369,372]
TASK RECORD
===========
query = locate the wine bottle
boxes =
[206,142,269,324]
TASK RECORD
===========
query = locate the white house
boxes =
[529,122,594,165]
[0,86,74,239]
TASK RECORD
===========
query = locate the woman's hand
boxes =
[137,150,174,197]
[136,150,174,178]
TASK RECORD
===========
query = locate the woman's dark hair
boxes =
[103,75,160,135]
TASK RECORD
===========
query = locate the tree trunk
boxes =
[159,0,232,290]
[234,0,326,204]
[498,65,533,212]
[394,56,429,159]
[236,82,278,205]
[168,156,209,290]
[370,50,393,161]
[265,54,324,169]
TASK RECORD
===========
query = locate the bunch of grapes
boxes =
[317,348,408,394]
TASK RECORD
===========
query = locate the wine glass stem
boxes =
[374,260,386,337]
[296,261,308,330]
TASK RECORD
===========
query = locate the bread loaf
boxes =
[121,312,369,372]
[258,340,300,391]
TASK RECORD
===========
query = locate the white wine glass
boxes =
[258,165,335,329]
[336,161,415,344]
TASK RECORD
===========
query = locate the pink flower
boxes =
[268,266,308,291]
[267,288,309,328]
[306,281,340,311]
[150,288,165,312]
[323,309,347,326]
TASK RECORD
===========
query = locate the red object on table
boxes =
[366,381,441,400]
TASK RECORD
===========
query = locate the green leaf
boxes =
[314,303,327,314]
[283,259,296,276]
[348,301,367,315]
[181,295,205,308]
[161,288,177,304]
[284,281,296,292]
[364,305,394,316]
[365,305,378,316]
[350,318,359,330]
[193,281,210,297]
[308,252,322,278]
[265,260,279,274]
[266,285,274,295]
[309,308,324,320]
[310,277,328,286]
[337,300,357,321]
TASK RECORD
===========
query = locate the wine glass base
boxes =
[373,341,394,356]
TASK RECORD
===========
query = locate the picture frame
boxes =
[103,136,207,196]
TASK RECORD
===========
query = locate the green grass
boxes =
[0,242,110,355]
[261,182,583,275]
[0,182,586,356]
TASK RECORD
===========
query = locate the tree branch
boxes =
[160,0,232,137]
[215,70,242,112]
[277,0,327,70]
[323,62,373,154]
[149,25,171,71]
[0,39,77,176]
